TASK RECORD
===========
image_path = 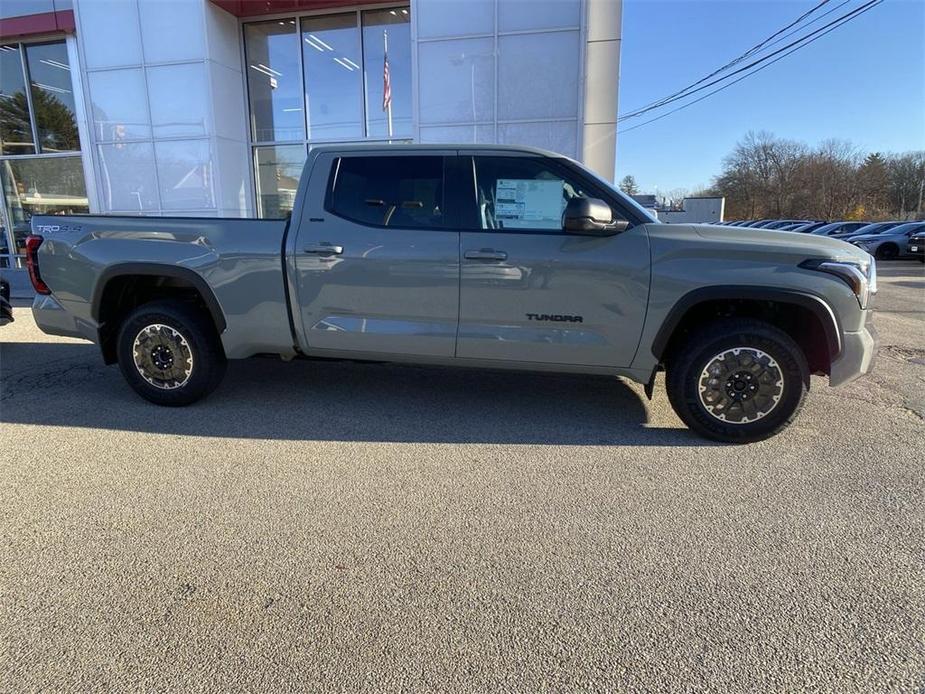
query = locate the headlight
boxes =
[800,257,877,309]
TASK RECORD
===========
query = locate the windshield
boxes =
[889,222,925,235]
[866,224,903,235]
[849,224,883,235]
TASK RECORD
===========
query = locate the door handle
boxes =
[464,249,507,261]
[304,243,343,256]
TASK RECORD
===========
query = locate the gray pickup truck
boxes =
[27,144,877,442]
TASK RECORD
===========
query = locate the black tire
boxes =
[116,300,226,406]
[875,243,898,260]
[666,318,809,443]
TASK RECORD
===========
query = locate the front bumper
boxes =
[829,312,878,387]
[32,293,98,342]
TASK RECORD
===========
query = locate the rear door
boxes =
[291,150,459,358]
[454,152,650,367]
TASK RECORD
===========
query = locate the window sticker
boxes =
[494,179,564,229]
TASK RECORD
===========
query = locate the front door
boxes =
[455,153,650,367]
[292,151,459,358]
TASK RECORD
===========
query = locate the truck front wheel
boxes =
[665,319,809,443]
[116,300,226,406]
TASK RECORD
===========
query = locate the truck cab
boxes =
[286,145,652,370]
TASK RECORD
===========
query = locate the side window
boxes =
[328,156,444,229]
[472,156,618,233]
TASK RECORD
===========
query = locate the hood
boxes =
[847,233,885,242]
[690,224,870,262]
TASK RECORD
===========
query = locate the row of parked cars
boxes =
[717,218,925,261]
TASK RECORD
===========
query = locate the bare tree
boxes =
[708,132,925,221]
[887,152,925,219]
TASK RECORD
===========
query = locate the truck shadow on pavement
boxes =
[1,341,716,446]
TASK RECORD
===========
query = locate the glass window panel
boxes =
[97,141,158,212]
[472,156,610,233]
[76,0,143,69]
[498,31,580,121]
[25,42,80,153]
[301,13,363,141]
[419,123,494,144]
[1,208,12,264]
[417,0,492,39]
[147,63,209,138]
[155,139,215,211]
[418,38,494,125]
[0,156,88,254]
[362,8,411,140]
[0,44,35,155]
[138,0,206,63]
[87,68,151,140]
[329,155,444,229]
[245,20,304,142]
[254,144,306,219]
[498,0,580,32]
[498,120,578,159]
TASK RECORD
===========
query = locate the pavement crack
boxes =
[1,360,109,401]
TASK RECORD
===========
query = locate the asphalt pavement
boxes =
[1,261,923,691]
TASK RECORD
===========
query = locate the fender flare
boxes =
[91,262,227,333]
[651,285,841,362]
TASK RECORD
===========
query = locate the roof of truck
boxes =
[308,142,564,157]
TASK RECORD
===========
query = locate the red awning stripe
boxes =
[0,10,75,41]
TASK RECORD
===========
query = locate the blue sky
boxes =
[615,0,925,194]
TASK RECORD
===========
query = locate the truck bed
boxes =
[30,214,297,359]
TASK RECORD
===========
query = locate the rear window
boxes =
[327,156,445,229]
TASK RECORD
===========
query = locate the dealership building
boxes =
[0,0,621,282]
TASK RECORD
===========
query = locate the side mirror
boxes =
[563,198,628,236]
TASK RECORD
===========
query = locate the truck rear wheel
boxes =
[116,300,226,406]
[665,318,809,443]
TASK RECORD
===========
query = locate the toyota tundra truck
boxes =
[26,144,877,442]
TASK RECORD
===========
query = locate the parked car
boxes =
[25,143,878,443]
[742,219,774,227]
[851,222,925,260]
[811,221,870,238]
[765,220,814,230]
[777,221,822,231]
[908,231,925,262]
[0,279,12,326]
[789,222,830,233]
[831,221,904,241]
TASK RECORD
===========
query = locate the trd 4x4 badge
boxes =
[526,313,583,323]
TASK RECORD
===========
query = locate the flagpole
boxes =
[384,29,393,139]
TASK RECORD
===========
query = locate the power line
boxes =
[618,0,883,135]
[738,0,856,61]
[619,0,834,119]
[618,0,882,124]
[619,0,880,122]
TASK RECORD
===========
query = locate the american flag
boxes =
[382,49,392,112]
